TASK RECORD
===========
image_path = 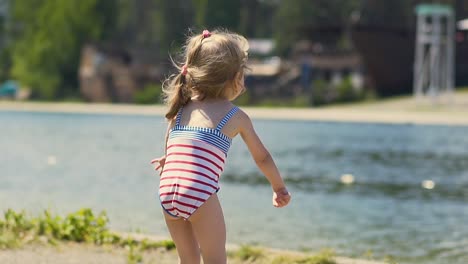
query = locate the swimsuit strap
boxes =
[216,106,239,131]
[175,107,184,126]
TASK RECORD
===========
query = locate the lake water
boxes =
[1,110,467,264]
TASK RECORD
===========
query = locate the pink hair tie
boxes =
[202,30,211,38]
[181,65,188,76]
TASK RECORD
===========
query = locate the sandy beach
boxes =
[0,238,386,264]
[0,244,387,264]
[1,91,468,126]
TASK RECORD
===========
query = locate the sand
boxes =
[1,91,468,126]
[0,242,386,264]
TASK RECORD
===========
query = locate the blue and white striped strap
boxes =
[175,107,184,126]
[216,106,239,131]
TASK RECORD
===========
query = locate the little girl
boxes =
[151,29,291,264]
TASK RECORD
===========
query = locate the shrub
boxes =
[234,90,251,106]
[336,76,361,103]
[0,208,171,250]
[232,245,265,261]
[133,84,162,104]
[311,78,331,106]
[272,249,336,264]
[311,75,366,106]
[0,208,177,263]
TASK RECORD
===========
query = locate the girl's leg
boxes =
[189,194,227,264]
[163,212,201,264]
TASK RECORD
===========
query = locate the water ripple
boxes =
[222,173,468,202]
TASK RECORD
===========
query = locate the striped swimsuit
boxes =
[158,106,239,219]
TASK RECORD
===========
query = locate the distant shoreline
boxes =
[1,99,468,126]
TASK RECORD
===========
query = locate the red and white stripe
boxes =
[159,138,226,219]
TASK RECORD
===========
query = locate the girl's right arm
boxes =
[237,110,291,208]
[151,119,175,175]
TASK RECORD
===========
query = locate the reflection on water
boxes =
[0,111,467,264]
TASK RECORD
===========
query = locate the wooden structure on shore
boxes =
[79,44,164,103]
[413,4,455,99]
[350,0,468,96]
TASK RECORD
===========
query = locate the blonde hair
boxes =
[162,29,249,120]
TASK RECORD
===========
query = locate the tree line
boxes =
[0,0,455,100]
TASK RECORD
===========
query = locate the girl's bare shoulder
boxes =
[220,106,252,138]
[231,107,254,130]
[233,107,250,122]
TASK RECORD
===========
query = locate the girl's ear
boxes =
[234,72,246,95]
[233,72,243,86]
[238,71,245,85]
[236,71,244,80]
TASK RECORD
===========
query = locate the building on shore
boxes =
[79,44,165,103]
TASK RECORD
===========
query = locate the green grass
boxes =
[458,86,468,93]
[0,208,175,263]
[271,249,336,264]
[1,208,390,264]
[226,246,337,264]
[229,244,265,261]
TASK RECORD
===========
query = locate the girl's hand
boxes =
[150,156,166,175]
[272,187,291,208]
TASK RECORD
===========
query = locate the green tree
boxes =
[274,0,359,55]
[0,45,11,83]
[357,0,416,29]
[240,0,277,38]
[0,0,11,82]
[9,0,119,99]
[193,0,241,31]
[154,0,194,55]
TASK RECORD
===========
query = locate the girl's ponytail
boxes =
[163,70,191,120]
